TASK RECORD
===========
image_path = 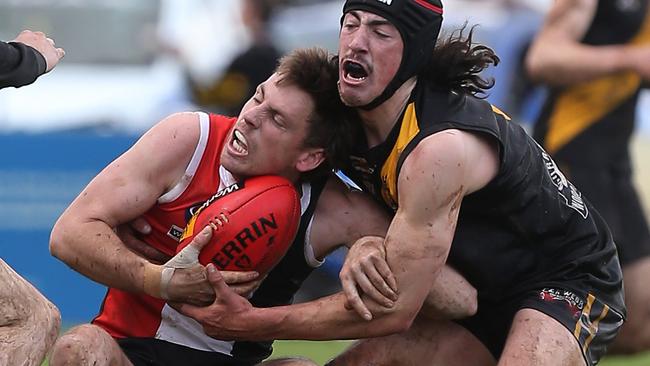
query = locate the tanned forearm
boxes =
[527,42,640,86]
[50,216,154,296]
[229,292,411,341]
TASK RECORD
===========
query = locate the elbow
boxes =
[389,310,418,334]
[461,287,478,317]
[525,45,564,86]
[392,314,415,334]
[379,305,419,335]
[524,51,545,84]
[41,299,62,346]
[49,218,73,262]
[524,40,557,84]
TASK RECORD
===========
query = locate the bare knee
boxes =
[0,266,61,366]
[40,299,61,353]
[50,324,115,366]
[50,325,94,365]
[500,309,584,366]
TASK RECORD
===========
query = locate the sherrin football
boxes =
[178,175,300,275]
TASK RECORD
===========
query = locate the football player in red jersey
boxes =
[48,47,476,366]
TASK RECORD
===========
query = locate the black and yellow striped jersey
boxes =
[534,0,650,158]
[342,82,625,314]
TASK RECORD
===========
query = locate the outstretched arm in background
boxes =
[0,30,65,88]
[525,0,650,85]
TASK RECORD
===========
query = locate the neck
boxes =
[358,78,417,147]
[228,169,300,187]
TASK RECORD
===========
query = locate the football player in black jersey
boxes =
[179,1,626,365]
[527,0,650,354]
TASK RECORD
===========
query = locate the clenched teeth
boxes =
[233,130,248,154]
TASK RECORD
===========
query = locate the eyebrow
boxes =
[262,82,289,124]
[348,10,393,28]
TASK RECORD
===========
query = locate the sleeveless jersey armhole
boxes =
[158,112,210,203]
[301,182,324,268]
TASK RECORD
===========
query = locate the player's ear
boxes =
[295,148,325,173]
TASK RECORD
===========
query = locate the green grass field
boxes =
[268,340,650,365]
[40,339,650,365]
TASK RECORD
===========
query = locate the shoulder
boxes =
[141,112,201,147]
[401,130,467,176]
[130,112,203,175]
[399,129,497,199]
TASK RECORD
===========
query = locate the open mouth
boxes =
[343,60,369,81]
[231,129,248,155]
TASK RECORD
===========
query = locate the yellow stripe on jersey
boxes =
[179,214,197,242]
[491,105,511,121]
[545,72,641,154]
[380,103,420,208]
[546,7,650,154]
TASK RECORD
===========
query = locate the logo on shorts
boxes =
[541,150,588,219]
[539,288,585,319]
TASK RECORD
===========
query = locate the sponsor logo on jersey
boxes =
[184,182,242,223]
[541,150,589,219]
[176,182,243,242]
[166,225,185,242]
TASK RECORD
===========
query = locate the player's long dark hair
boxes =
[422,24,500,97]
[276,47,358,180]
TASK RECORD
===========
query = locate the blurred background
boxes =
[0,0,648,364]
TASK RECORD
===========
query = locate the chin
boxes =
[339,92,365,107]
[221,156,243,176]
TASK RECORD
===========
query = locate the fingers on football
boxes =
[206,263,234,298]
[221,270,259,284]
[190,225,213,250]
[230,280,261,297]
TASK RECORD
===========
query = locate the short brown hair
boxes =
[276,47,358,179]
